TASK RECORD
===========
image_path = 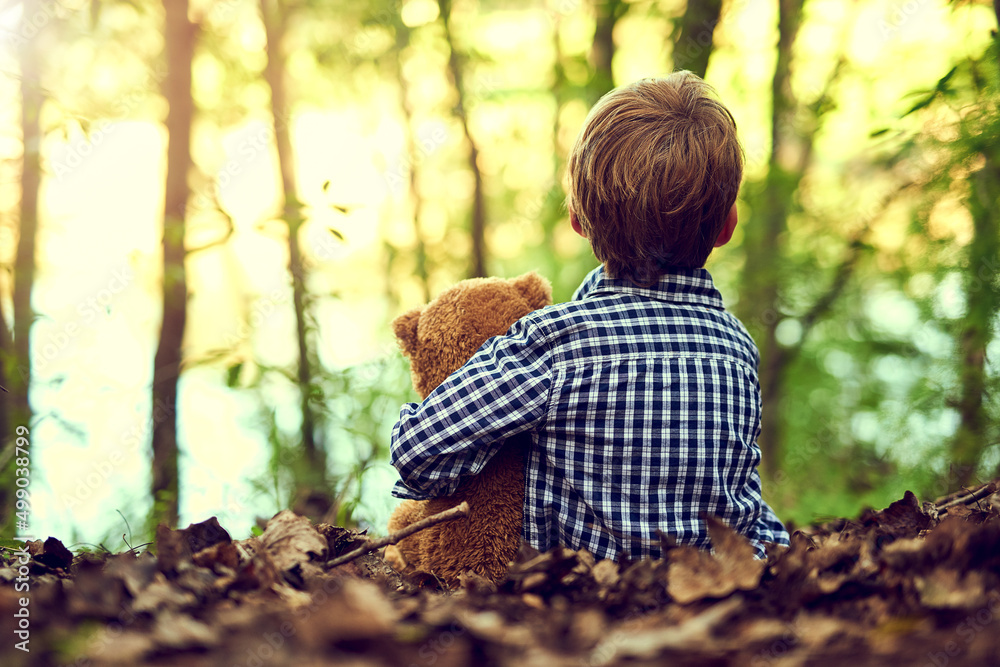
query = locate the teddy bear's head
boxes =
[392,272,552,399]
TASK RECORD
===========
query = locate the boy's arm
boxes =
[390,316,552,500]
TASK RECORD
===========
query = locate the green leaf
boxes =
[902,93,937,118]
[226,363,243,388]
[935,66,958,92]
[902,66,960,117]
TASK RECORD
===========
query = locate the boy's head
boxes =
[566,71,744,286]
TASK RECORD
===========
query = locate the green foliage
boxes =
[766,20,1000,520]
[239,351,415,530]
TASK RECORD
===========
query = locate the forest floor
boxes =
[2,480,1000,667]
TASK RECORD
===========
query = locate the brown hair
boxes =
[566,71,744,286]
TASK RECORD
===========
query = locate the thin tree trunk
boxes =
[2,0,45,533]
[0,299,14,530]
[11,0,43,425]
[437,0,487,279]
[0,315,9,439]
[670,0,724,78]
[950,52,1000,484]
[151,0,196,528]
[540,14,569,254]
[737,0,806,481]
[589,0,622,102]
[261,0,325,488]
[394,23,431,303]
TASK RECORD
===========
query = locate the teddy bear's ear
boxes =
[392,307,423,358]
[511,272,552,310]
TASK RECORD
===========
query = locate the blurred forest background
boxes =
[0,0,998,549]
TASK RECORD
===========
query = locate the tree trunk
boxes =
[950,53,1000,485]
[394,23,431,303]
[151,0,196,528]
[670,0,724,78]
[589,0,622,102]
[0,293,18,532]
[261,0,326,492]
[2,0,44,531]
[437,0,487,279]
[540,14,569,255]
[737,0,807,481]
[10,0,43,428]
[0,316,9,441]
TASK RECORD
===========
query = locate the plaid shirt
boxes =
[391,266,790,559]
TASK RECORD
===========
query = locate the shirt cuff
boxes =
[391,479,432,501]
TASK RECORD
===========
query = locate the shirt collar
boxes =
[586,266,725,310]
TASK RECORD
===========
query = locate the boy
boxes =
[390,71,790,559]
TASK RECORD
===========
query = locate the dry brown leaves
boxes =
[1,480,999,666]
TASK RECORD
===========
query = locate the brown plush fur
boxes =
[385,272,552,585]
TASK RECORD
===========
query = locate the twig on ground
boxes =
[327,501,470,569]
[935,482,998,511]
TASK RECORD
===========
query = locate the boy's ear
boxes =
[392,307,423,358]
[714,204,739,248]
[511,272,552,310]
[569,209,586,238]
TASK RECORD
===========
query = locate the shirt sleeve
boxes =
[758,500,790,547]
[389,315,552,500]
[571,265,603,301]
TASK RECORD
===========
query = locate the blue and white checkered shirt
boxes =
[391,265,790,559]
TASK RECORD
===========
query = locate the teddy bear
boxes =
[384,272,552,585]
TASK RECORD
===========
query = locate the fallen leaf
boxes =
[294,578,399,646]
[131,572,197,614]
[151,611,219,650]
[588,595,741,663]
[259,510,328,588]
[591,559,619,589]
[36,537,73,570]
[666,516,764,604]
[182,516,232,553]
[66,559,128,618]
[192,540,240,571]
[915,569,988,609]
